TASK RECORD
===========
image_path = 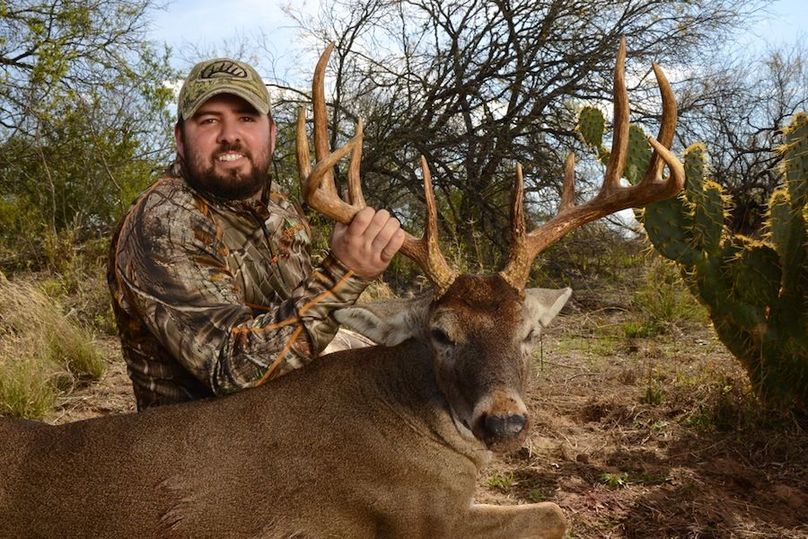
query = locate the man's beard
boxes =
[182,142,270,200]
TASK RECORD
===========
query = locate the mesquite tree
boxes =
[281,0,767,267]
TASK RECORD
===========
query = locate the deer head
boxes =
[296,39,683,453]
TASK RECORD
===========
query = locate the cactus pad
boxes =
[577,104,808,410]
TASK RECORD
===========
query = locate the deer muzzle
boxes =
[471,389,529,453]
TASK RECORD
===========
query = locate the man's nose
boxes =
[217,117,241,144]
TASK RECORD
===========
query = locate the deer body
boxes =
[0,276,569,538]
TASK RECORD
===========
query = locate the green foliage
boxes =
[599,470,668,489]
[485,471,515,492]
[599,472,628,489]
[1,0,176,274]
[622,320,660,338]
[630,256,708,336]
[0,193,46,269]
[638,113,808,411]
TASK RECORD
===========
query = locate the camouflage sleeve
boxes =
[220,252,371,385]
[115,189,370,396]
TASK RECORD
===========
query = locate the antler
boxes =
[499,37,685,290]
[296,43,458,294]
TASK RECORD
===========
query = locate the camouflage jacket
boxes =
[108,175,369,410]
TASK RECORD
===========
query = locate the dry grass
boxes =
[0,272,105,419]
[356,279,399,303]
[477,307,808,538]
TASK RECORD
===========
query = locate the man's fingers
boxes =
[332,221,348,237]
[347,207,381,238]
[362,209,390,243]
[370,215,402,252]
[331,207,404,277]
[380,229,405,263]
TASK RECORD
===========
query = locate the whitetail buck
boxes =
[0,39,682,538]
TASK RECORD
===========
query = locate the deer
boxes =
[0,38,682,538]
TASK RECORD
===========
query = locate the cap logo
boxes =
[199,61,249,80]
[179,58,270,119]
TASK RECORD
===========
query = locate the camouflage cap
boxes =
[177,58,270,120]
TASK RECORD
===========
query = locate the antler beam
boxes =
[296,44,458,294]
[499,37,685,290]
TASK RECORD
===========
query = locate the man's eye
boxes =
[241,116,256,122]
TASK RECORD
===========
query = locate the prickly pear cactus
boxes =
[578,108,808,410]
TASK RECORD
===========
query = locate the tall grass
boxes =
[38,227,117,335]
[0,272,105,419]
[626,255,708,337]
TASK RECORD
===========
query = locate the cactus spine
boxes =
[578,108,808,410]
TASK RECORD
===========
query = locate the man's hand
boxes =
[330,207,405,279]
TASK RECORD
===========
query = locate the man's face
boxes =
[175,93,276,200]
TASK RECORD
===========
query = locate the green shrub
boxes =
[486,472,515,491]
[34,227,116,335]
[599,472,628,489]
[629,255,707,336]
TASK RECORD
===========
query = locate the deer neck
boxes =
[358,339,492,469]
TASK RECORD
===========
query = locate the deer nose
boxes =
[483,413,527,439]
[470,390,530,452]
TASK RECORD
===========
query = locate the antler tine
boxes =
[347,119,366,207]
[296,104,365,221]
[296,106,312,181]
[499,38,685,291]
[313,43,339,197]
[297,44,458,293]
[397,157,459,295]
[501,163,530,290]
[642,62,677,183]
[603,36,630,195]
[296,43,369,224]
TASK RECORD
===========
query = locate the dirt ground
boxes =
[49,310,808,538]
[478,310,808,539]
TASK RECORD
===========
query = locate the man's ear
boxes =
[174,123,186,160]
[268,116,277,155]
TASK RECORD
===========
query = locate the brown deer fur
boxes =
[0,275,570,538]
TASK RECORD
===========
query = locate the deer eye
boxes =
[430,327,455,347]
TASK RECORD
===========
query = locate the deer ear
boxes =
[334,294,431,346]
[524,287,572,327]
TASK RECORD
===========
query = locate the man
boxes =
[108,58,404,410]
